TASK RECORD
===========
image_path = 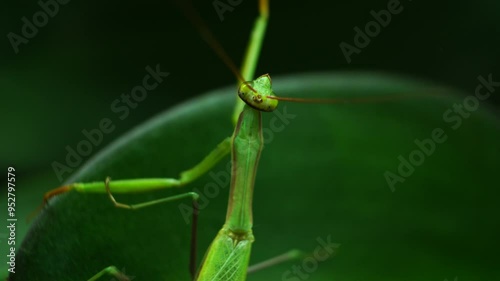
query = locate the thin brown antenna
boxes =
[174,0,246,84]
[267,92,446,104]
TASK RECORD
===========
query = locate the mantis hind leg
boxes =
[87,266,130,281]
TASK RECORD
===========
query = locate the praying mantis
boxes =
[35,1,337,279]
[10,0,500,280]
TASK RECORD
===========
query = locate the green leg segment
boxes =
[247,249,305,274]
[104,177,199,210]
[247,243,340,274]
[43,137,231,201]
[78,137,231,194]
[232,0,270,125]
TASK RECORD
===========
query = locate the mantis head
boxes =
[238,74,279,112]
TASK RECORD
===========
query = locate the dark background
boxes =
[1,0,499,278]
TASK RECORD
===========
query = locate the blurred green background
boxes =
[1,0,500,280]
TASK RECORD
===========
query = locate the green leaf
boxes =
[13,72,500,281]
